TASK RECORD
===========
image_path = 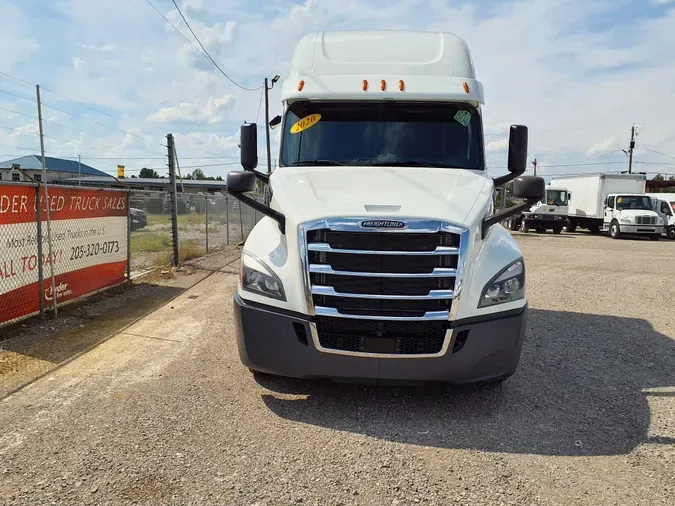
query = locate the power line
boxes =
[636,144,675,161]
[0,70,160,139]
[166,0,262,92]
[256,86,264,123]
[0,86,166,154]
[0,123,138,156]
[0,141,40,152]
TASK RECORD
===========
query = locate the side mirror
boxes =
[240,123,258,171]
[567,192,572,201]
[513,176,545,201]
[507,125,528,173]
[226,170,256,193]
[269,115,281,130]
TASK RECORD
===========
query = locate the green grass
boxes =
[131,233,172,253]
[145,212,208,228]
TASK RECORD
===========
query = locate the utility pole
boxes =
[36,84,57,316]
[628,125,636,174]
[167,133,179,267]
[78,154,81,186]
[264,78,271,175]
[264,75,280,175]
[532,158,537,177]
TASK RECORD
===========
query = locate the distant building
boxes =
[0,155,109,183]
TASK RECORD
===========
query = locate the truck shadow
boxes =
[256,309,675,456]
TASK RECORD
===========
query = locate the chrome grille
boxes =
[636,216,656,225]
[301,218,465,319]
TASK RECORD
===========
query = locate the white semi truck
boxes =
[506,185,569,234]
[226,30,544,384]
[552,173,663,239]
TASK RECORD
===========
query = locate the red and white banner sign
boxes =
[0,185,128,325]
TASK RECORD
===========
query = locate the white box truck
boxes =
[226,30,544,385]
[551,173,663,239]
[647,193,675,239]
[506,184,569,233]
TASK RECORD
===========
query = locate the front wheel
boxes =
[609,220,621,239]
[668,226,675,240]
[520,221,530,233]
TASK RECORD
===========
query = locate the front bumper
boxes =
[233,293,528,384]
[523,215,566,228]
[619,224,663,235]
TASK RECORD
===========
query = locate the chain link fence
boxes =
[128,188,263,271]
[1,181,263,328]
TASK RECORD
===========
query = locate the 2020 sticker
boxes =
[290,113,321,134]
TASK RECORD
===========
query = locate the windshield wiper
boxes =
[291,160,345,166]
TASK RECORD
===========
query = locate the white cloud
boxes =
[72,56,87,72]
[587,136,619,157]
[147,94,236,124]
[650,0,675,5]
[2,0,675,178]
[81,43,116,52]
[486,138,509,153]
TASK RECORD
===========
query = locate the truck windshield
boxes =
[615,195,653,211]
[546,190,568,206]
[280,101,483,170]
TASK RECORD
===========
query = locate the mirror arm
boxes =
[253,170,269,184]
[229,191,285,234]
[493,169,524,187]
[482,198,538,239]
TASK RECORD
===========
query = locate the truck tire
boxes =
[668,226,675,240]
[520,220,530,233]
[649,234,660,241]
[564,219,577,233]
[553,227,562,234]
[609,220,621,239]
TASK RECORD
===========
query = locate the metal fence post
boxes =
[35,185,45,319]
[239,203,244,242]
[167,133,179,266]
[226,194,230,245]
[126,191,132,285]
[205,193,209,254]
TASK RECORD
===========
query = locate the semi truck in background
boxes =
[226,30,544,385]
[647,193,675,239]
[551,173,663,239]
[506,185,569,234]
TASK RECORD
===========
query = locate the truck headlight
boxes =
[240,251,286,301]
[620,218,632,224]
[479,259,525,308]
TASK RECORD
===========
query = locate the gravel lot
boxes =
[0,231,673,505]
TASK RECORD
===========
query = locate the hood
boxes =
[272,166,491,226]
[618,209,658,217]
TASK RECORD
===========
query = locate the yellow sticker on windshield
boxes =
[290,113,321,134]
[617,197,623,203]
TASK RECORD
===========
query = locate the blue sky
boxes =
[1,0,675,179]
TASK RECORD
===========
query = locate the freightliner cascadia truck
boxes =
[227,30,545,384]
